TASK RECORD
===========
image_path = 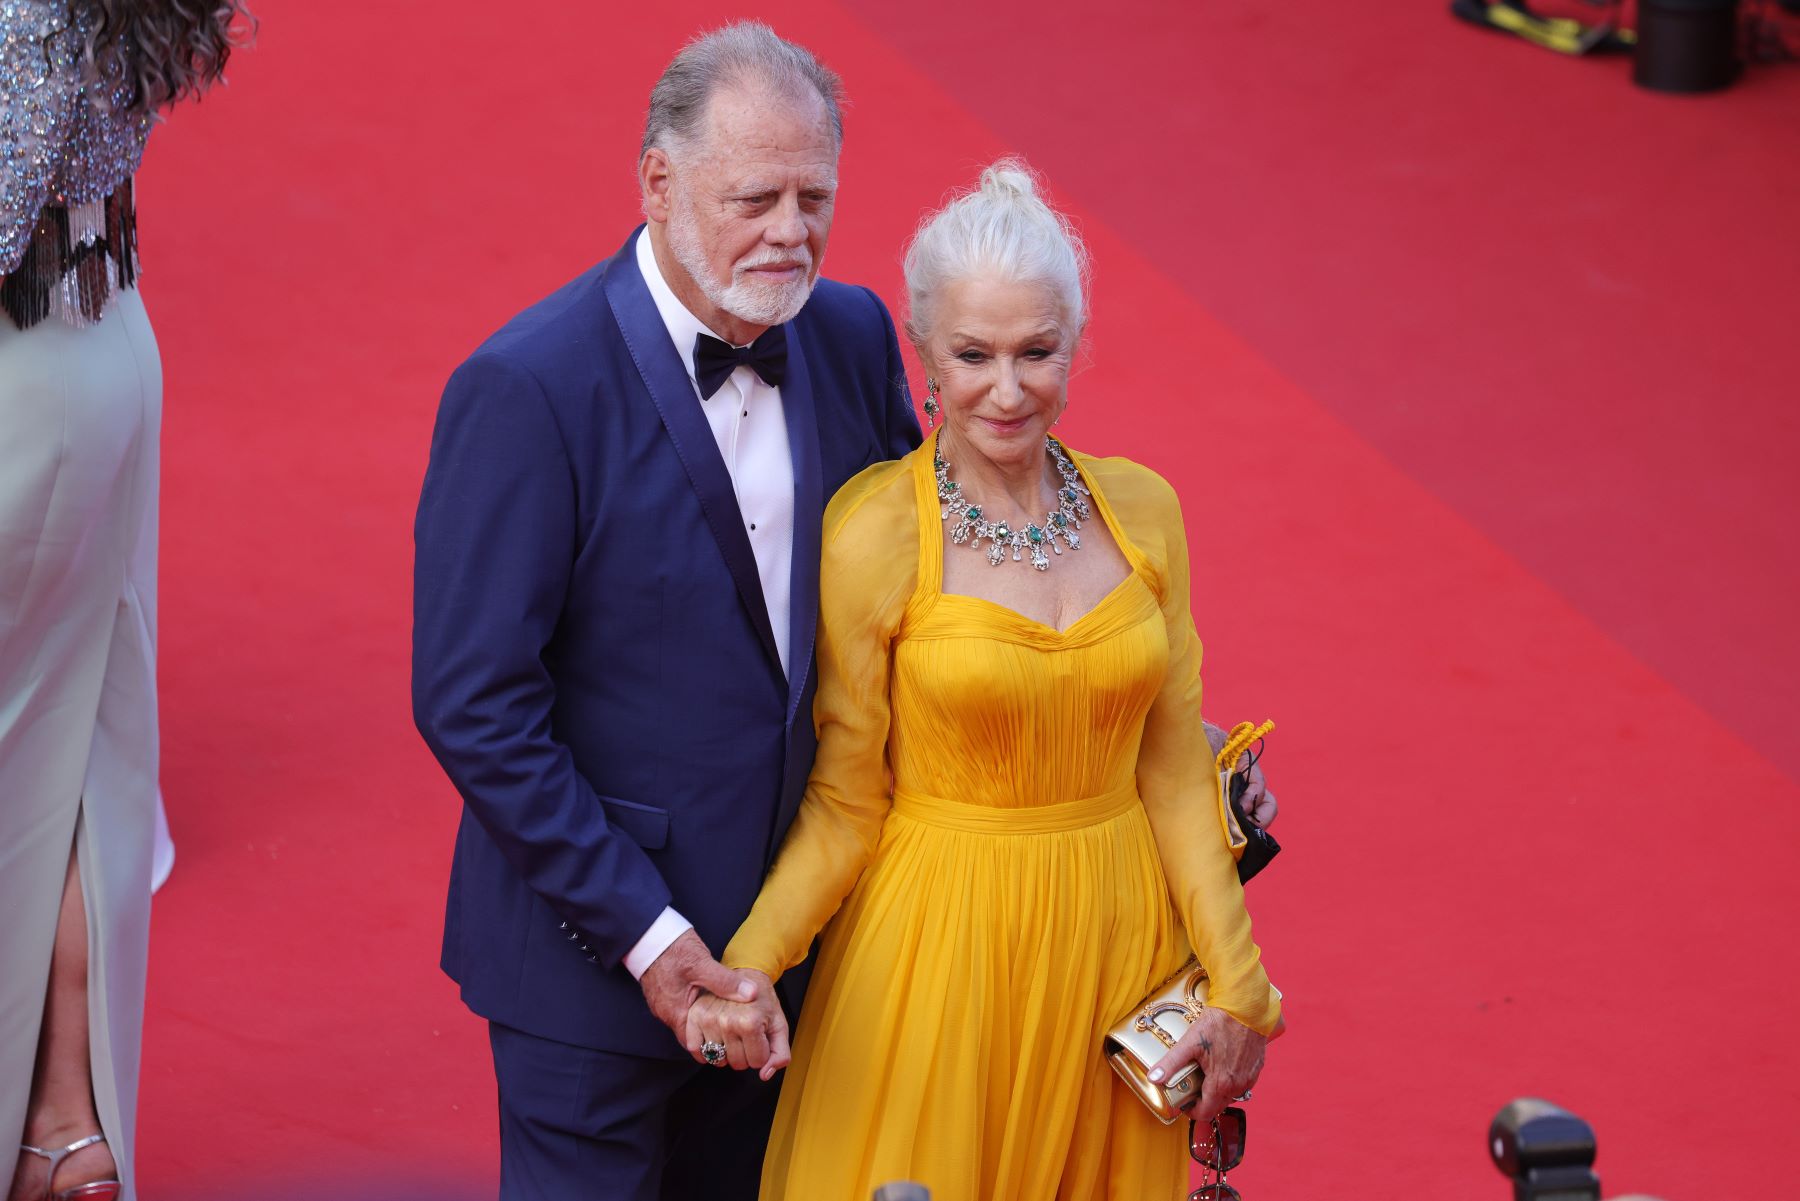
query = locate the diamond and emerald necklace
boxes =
[935,435,1093,571]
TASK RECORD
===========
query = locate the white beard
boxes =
[667,195,817,331]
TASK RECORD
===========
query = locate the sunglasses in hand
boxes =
[1188,1106,1247,1200]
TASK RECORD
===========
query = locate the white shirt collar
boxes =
[635,227,746,389]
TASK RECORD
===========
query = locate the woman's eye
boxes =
[957,350,985,363]
[1025,348,1052,360]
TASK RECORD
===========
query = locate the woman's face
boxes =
[923,274,1077,473]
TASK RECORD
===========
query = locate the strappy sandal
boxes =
[16,1134,121,1201]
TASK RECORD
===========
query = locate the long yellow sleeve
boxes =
[1094,457,1283,1036]
[724,461,916,980]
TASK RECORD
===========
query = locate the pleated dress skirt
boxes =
[759,572,1198,1201]
[761,786,1194,1201]
[0,288,162,1200]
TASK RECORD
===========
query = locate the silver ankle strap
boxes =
[19,1133,106,1169]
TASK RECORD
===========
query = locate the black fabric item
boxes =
[1230,769,1282,884]
[1640,0,1734,12]
[693,326,789,399]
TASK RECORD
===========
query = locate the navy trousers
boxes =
[488,1023,781,1201]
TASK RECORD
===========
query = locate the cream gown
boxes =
[0,288,161,1200]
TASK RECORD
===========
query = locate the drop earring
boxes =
[924,378,940,431]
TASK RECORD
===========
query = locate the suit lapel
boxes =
[781,326,824,728]
[601,231,784,683]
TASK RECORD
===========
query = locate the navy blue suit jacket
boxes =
[413,228,920,1057]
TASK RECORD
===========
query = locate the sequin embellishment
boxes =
[2,0,151,328]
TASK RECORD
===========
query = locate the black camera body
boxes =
[1489,1098,1602,1201]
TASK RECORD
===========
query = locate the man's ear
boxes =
[640,148,674,223]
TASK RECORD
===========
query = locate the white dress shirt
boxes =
[622,228,796,979]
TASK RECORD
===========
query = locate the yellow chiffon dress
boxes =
[724,435,1281,1201]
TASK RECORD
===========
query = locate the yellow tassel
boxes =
[1215,719,1275,775]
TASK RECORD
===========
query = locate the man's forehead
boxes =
[694,136,840,189]
[700,82,836,146]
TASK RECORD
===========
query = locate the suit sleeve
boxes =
[412,352,672,967]
[863,286,924,459]
[1130,470,1283,1035]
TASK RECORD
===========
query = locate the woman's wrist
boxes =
[723,956,781,985]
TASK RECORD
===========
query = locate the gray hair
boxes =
[641,22,845,161]
[902,159,1090,346]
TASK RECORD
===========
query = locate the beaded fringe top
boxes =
[1,176,138,329]
[3,0,152,329]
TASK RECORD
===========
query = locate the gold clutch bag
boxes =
[1104,957,1211,1124]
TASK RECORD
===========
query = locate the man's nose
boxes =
[764,195,807,247]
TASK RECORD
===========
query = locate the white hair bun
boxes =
[979,159,1042,203]
[902,156,1090,343]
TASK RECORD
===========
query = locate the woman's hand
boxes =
[683,969,791,1081]
[1147,1008,1268,1123]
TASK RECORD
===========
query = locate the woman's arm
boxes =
[723,464,916,981]
[1132,475,1283,1036]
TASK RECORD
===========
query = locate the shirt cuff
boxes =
[622,906,693,980]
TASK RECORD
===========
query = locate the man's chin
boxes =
[723,280,815,328]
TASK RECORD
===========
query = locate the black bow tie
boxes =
[693,327,788,400]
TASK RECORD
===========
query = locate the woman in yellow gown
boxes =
[697,162,1282,1201]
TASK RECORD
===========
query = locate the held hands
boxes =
[640,929,761,1040]
[684,970,791,1081]
[1147,1007,1267,1124]
[639,931,789,1078]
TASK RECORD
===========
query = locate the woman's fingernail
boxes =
[1148,1068,1165,1083]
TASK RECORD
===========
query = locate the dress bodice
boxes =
[888,441,1172,810]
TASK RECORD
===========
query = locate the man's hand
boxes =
[639,929,759,1041]
[684,969,791,1081]
[1146,1007,1268,1124]
[1236,755,1278,828]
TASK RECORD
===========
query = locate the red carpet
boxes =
[131,1,1799,1197]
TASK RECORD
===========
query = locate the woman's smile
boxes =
[976,414,1035,436]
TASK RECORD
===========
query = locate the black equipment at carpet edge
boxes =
[1450,0,1798,92]
[1491,1098,1603,1201]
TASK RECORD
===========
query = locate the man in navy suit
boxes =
[412,23,916,1201]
